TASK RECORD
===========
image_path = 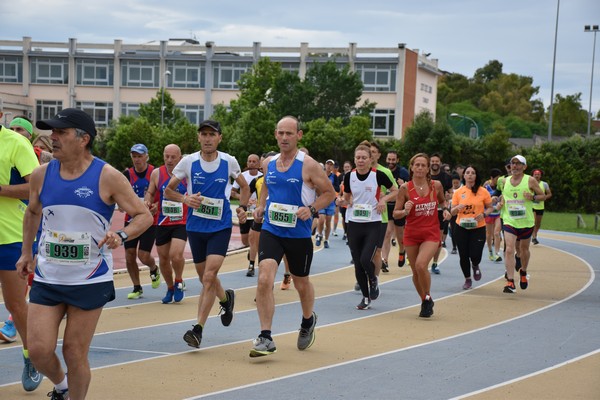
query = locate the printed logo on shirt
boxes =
[215,178,227,184]
[287,178,300,184]
[74,186,94,198]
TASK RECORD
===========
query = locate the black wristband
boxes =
[239,205,248,211]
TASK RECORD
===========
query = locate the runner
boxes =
[497,155,545,294]
[393,153,450,317]
[340,144,397,309]
[249,116,335,357]
[429,153,452,274]
[315,159,340,249]
[531,169,552,245]
[383,150,409,268]
[165,120,249,349]
[17,108,153,400]
[122,144,161,299]
[145,144,188,303]
[0,119,42,392]
[484,168,503,262]
[449,166,493,290]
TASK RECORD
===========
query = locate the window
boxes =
[121,60,159,87]
[355,63,396,92]
[36,100,63,121]
[31,58,68,84]
[176,104,204,125]
[168,61,205,88]
[121,103,141,117]
[370,109,395,137]
[76,101,113,127]
[0,56,22,83]
[76,59,113,86]
[420,83,432,93]
[213,62,251,89]
[280,62,300,75]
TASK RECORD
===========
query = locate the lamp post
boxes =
[161,70,171,126]
[450,113,479,139]
[585,25,599,137]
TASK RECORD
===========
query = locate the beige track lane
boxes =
[1,243,587,399]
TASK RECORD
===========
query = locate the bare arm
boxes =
[392,183,410,219]
[98,165,153,248]
[15,166,46,278]
[435,181,452,221]
[144,168,160,215]
[234,174,250,224]
[0,179,32,200]
[253,157,271,221]
[303,156,336,221]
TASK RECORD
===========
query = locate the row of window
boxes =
[35,100,395,136]
[1,56,398,91]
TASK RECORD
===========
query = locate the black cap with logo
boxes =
[36,108,97,137]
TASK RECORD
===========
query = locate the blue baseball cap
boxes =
[130,144,148,154]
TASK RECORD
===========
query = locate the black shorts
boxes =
[155,224,187,246]
[251,221,263,232]
[533,209,544,216]
[377,222,387,248]
[239,219,253,234]
[258,230,313,277]
[187,228,231,263]
[124,223,156,252]
[437,210,449,234]
[30,280,115,310]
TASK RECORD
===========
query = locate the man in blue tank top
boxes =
[16,108,153,400]
[249,116,336,357]
[165,120,250,349]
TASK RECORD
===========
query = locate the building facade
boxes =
[0,37,441,139]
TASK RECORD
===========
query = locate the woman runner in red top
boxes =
[393,153,450,318]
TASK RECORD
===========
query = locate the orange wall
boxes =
[402,50,418,135]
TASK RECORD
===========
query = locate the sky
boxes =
[2,0,600,114]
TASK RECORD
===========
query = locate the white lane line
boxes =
[449,348,600,400]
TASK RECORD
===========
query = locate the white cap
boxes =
[511,155,527,165]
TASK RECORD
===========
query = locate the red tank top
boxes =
[405,180,439,232]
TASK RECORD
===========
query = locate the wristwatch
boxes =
[116,230,129,244]
[308,205,318,217]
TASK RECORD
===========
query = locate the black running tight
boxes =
[347,221,380,298]
[453,225,486,278]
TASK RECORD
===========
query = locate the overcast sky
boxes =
[2,0,599,114]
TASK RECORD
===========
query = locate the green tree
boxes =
[550,93,588,136]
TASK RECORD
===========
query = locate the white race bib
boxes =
[45,230,91,265]
[352,203,373,221]
[459,217,478,229]
[192,196,224,220]
[162,200,183,220]
[268,202,298,228]
[507,202,526,219]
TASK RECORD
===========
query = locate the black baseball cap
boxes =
[36,108,97,137]
[198,120,221,134]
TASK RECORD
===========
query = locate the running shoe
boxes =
[297,312,318,350]
[488,251,495,261]
[503,280,516,294]
[150,267,161,289]
[246,264,255,277]
[356,297,371,310]
[398,251,406,268]
[369,277,380,300]
[0,319,17,343]
[442,241,446,248]
[315,234,322,247]
[342,233,347,241]
[532,238,539,245]
[332,231,338,237]
[391,238,397,247]
[22,356,42,391]
[161,288,174,304]
[462,279,472,290]
[431,263,440,275]
[47,388,69,400]
[219,289,235,326]
[280,273,292,290]
[174,281,185,302]
[249,335,277,357]
[419,296,434,318]
[515,255,522,272]
[472,264,482,281]
[381,259,389,273]
[494,254,503,262]
[183,324,202,348]
[324,240,329,249]
[127,287,143,300]
[354,282,360,291]
[519,270,529,290]
[451,248,457,254]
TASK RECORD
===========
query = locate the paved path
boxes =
[0,230,598,399]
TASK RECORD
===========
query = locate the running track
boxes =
[0,229,598,399]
